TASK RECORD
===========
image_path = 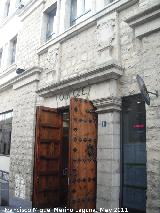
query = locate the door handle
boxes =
[63,168,68,176]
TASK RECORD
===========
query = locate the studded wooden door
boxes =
[33,106,63,208]
[68,98,97,210]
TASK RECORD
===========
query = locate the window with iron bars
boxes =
[0,111,13,156]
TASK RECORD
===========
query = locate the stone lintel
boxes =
[125,3,160,38]
[37,60,123,98]
[93,97,121,113]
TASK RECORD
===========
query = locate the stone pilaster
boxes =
[9,67,42,200]
[93,97,121,209]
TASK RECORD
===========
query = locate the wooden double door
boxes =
[33,98,97,210]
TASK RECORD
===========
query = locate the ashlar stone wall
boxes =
[16,2,44,70]
[97,111,120,209]
[2,0,159,212]
[9,80,38,200]
[0,88,15,113]
[119,2,160,213]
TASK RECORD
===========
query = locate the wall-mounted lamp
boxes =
[16,68,25,74]
[18,4,24,9]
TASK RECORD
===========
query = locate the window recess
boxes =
[10,36,17,65]
[70,0,92,26]
[4,0,11,18]
[45,3,57,41]
[0,49,3,68]
[0,111,13,156]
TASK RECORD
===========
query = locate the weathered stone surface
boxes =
[9,81,38,200]
[0,0,160,212]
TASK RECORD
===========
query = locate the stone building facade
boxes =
[0,0,160,212]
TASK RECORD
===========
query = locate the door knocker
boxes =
[87,144,95,159]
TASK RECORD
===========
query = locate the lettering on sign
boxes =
[102,121,107,127]
[57,87,90,102]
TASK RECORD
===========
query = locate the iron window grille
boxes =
[0,170,9,182]
[0,111,13,156]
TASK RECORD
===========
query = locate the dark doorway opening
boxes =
[121,94,147,213]
[33,98,97,210]
[60,110,69,206]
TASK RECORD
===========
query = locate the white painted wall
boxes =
[0,156,10,172]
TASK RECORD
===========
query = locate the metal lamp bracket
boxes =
[148,90,158,97]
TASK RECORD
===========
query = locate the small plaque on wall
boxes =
[102,121,107,127]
